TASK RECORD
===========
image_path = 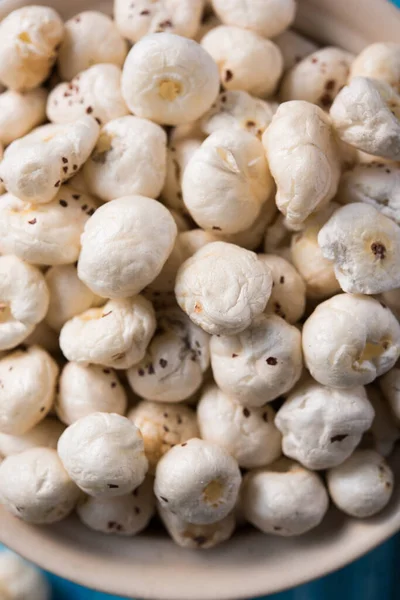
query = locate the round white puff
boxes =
[0,551,50,600]
[0,89,47,146]
[0,418,65,458]
[302,294,400,388]
[0,187,98,266]
[210,314,302,407]
[0,117,100,204]
[77,475,155,536]
[0,255,49,351]
[84,116,167,202]
[350,43,400,93]
[59,296,156,370]
[154,438,241,525]
[201,26,283,98]
[219,201,277,251]
[58,11,128,81]
[364,386,400,457]
[24,321,60,355]
[0,346,59,435]
[263,101,341,228]
[0,6,64,91]
[263,213,293,263]
[273,29,319,72]
[259,254,306,324]
[318,203,400,294]
[175,242,272,335]
[128,400,199,472]
[242,458,329,536]
[0,447,80,524]
[58,412,148,497]
[275,380,374,470]
[127,307,210,402]
[379,366,400,421]
[182,129,273,234]
[179,229,220,260]
[327,449,394,518]
[56,362,127,426]
[122,33,219,126]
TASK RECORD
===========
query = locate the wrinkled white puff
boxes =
[201,26,283,98]
[0,551,50,600]
[302,293,400,388]
[327,449,394,518]
[0,255,49,351]
[175,242,272,335]
[84,116,167,202]
[259,254,306,324]
[263,213,294,264]
[78,196,177,298]
[263,101,341,227]
[0,345,59,435]
[155,438,241,525]
[58,412,148,497]
[273,29,319,72]
[0,117,100,204]
[350,43,400,93]
[364,386,400,457]
[161,136,203,214]
[57,11,128,81]
[24,321,60,355]
[56,362,127,426]
[318,203,400,294]
[183,129,273,234]
[242,458,328,536]
[275,379,374,470]
[122,33,219,126]
[0,447,80,524]
[0,418,65,458]
[379,366,400,422]
[0,88,47,146]
[210,313,302,407]
[0,6,64,91]
[59,296,156,370]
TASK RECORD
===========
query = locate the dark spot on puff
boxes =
[371,242,386,259]
[225,69,233,82]
[59,199,68,207]
[243,408,250,418]
[266,357,277,365]
[330,434,348,443]
[107,484,119,489]
[159,358,168,368]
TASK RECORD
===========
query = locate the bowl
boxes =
[1,0,400,598]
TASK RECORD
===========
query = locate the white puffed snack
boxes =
[0,418,65,458]
[0,447,80,524]
[242,458,329,536]
[220,201,277,251]
[211,0,296,39]
[327,449,394,518]
[302,294,400,388]
[318,203,400,294]
[275,380,375,469]
[350,43,400,92]
[364,386,400,457]
[201,26,283,98]
[273,29,319,72]
[379,366,400,421]
[23,320,60,355]
[59,296,156,370]
[83,116,167,202]
[210,314,302,407]
[0,117,100,204]
[56,362,127,426]
[198,385,282,469]
[0,345,59,435]
[0,6,64,91]
[175,242,272,335]
[0,551,50,600]
[58,412,148,497]
[182,129,273,234]
[58,11,128,81]
[263,101,340,228]
[122,33,219,125]
[0,255,49,351]
[259,254,306,324]
[379,287,400,320]
[263,213,293,263]
[0,88,47,146]
[161,136,203,214]
[155,438,241,525]
[78,196,177,298]
[330,77,400,160]
[179,229,220,260]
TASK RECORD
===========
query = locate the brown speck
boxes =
[133,488,138,497]
[279,276,285,284]
[177,415,182,424]
[212,226,222,231]
[148,363,155,375]
[81,204,88,211]
[87,208,95,216]
[225,69,233,82]
[158,19,173,28]
[102,310,112,318]
[330,434,348,443]
[371,242,386,259]
[221,95,227,103]
[111,382,117,388]
[107,484,119,489]
[134,507,141,515]
[62,166,68,174]
[108,521,116,529]
[160,496,168,502]
[311,57,318,63]
[273,526,282,531]
[95,118,102,125]
[140,9,150,15]
[103,369,110,374]
[40,406,45,412]
[246,120,256,128]
[319,93,332,107]
[73,164,78,171]
[75,16,81,22]
[138,369,145,376]
[28,218,37,225]
[194,302,202,313]
[160,358,168,368]
[386,168,391,174]
[163,425,170,433]
[163,412,169,418]
[59,199,68,207]
[86,106,93,114]
[380,302,387,309]
[262,412,268,422]
[116,524,123,532]
[325,79,335,91]
[243,408,250,418]
[193,536,207,546]
[386,481,392,489]
[54,180,61,187]
[232,353,238,358]
[62,157,68,164]
[266,357,277,365]
[181,443,187,447]
[72,194,80,200]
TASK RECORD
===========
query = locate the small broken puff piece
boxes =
[263,101,341,228]
[154,438,241,525]
[0,88,47,146]
[0,551,50,600]
[242,458,329,536]
[379,366,400,422]
[363,386,400,457]
[302,294,400,388]
[83,116,167,202]
[0,6,64,91]
[59,296,156,370]
[56,362,127,426]
[350,43,400,93]
[327,449,394,518]
[175,242,272,336]
[0,345,59,435]
[275,379,375,470]
[318,202,400,294]
[201,26,283,98]
[182,128,273,234]
[0,117,100,204]
[259,254,306,324]
[330,77,400,160]
[197,385,282,469]
[57,412,148,497]
[128,400,199,473]
[211,0,296,39]
[122,33,219,126]
[210,314,303,407]
[0,255,49,351]
[57,11,128,81]
[0,418,65,457]
[273,29,319,72]
[0,447,80,524]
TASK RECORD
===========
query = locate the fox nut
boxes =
[211,0,296,39]
[259,254,306,324]
[0,88,47,146]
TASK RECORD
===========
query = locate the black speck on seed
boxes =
[279,276,285,284]
[73,164,78,171]
[330,434,348,443]
[158,19,173,28]
[40,406,45,412]
[140,9,150,15]
[225,69,233,82]
[87,208,95,216]
[232,353,238,358]
[54,180,61,187]
[371,242,386,259]
[325,79,335,91]
[111,382,117,388]
[160,496,168,502]
[72,194,80,200]
[262,412,268,422]
[62,166,68,173]
[194,536,207,545]
[159,358,168,368]
[133,488,138,497]
[177,415,182,424]
[107,484,119,489]
[95,117,102,125]
[181,443,187,447]
[266,357,277,365]
[221,95,227,103]
[212,226,222,230]
[81,204,88,211]
[59,199,68,207]
[86,106,93,114]
[134,507,141,515]
[163,425,169,432]
[243,408,250,418]
[386,168,391,174]
[28,218,37,225]
[138,369,145,376]
[148,364,155,375]
[62,157,68,164]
